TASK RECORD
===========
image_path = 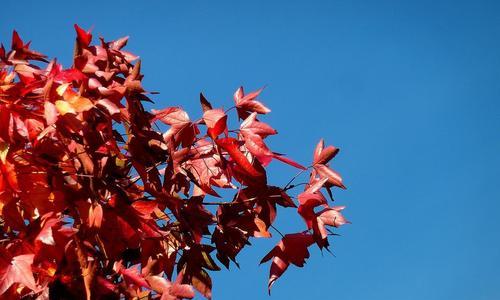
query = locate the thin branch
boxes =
[270,225,284,238]
[283,182,308,191]
[283,167,311,190]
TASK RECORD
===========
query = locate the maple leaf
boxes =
[316,206,349,240]
[313,138,339,165]
[312,139,345,189]
[0,248,37,295]
[147,271,195,300]
[74,24,92,47]
[314,163,345,189]
[233,86,271,119]
[239,113,305,169]
[202,109,228,139]
[0,27,349,299]
[260,233,315,292]
[114,262,151,289]
[178,245,219,299]
[199,93,213,112]
[216,137,263,178]
[240,112,277,138]
[154,107,199,147]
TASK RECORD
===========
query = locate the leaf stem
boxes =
[283,166,311,190]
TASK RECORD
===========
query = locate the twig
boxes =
[270,225,284,238]
[283,167,310,190]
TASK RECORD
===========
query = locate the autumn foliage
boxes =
[0,25,348,299]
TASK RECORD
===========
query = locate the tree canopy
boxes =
[0,25,348,299]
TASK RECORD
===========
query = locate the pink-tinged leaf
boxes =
[171,284,195,299]
[110,36,129,50]
[12,114,29,139]
[114,262,150,289]
[238,87,263,104]
[152,271,195,300]
[313,139,339,165]
[0,251,37,295]
[152,107,190,127]
[272,153,307,170]
[121,50,139,62]
[97,99,121,116]
[36,215,59,246]
[146,275,170,293]
[297,190,326,207]
[317,206,349,228]
[316,206,349,240]
[233,86,244,103]
[202,109,225,128]
[233,86,271,116]
[315,145,339,165]
[313,139,324,163]
[44,102,58,126]
[238,100,271,114]
[306,177,329,194]
[240,112,277,138]
[314,164,345,189]
[88,78,102,89]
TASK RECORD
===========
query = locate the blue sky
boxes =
[2,0,499,299]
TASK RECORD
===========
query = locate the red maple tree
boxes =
[0,25,348,299]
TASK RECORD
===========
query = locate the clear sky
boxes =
[2,0,499,299]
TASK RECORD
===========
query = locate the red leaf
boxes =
[242,132,273,166]
[54,68,86,83]
[272,153,307,170]
[260,233,315,292]
[203,109,227,139]
[199,93,213,112]
[11,30,24,49]
[74,24,92,47]
[131,200,157,218]
[216,137,262,177]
